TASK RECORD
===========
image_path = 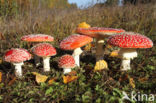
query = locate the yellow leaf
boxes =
[110,50,119,57]
[84,43,92,51]
[63,75,78,84]
[0,72,2,82]
[94,60,108,71]
[77,22,91,28]
[48,77,56,85]
[119,74,129,82]
[32,72,48,83]
[129,78,135,88]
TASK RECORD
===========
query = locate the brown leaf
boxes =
[0,58,2,64]
[48,77,57,85]
[63,75,78,84]
[119,74,129,82]
[0,72,2,82]
[32,72,48,83]
[0,32,5,40]
[68,71,77,76]
[138,77,148,83]
[8,77,16,86]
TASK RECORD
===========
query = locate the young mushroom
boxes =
[76,27,125,70]
[21,34,54,66]
[31,43,56,72]
[4,48,31,77]
[108,32,153,71]
[58,54,76,74]
[60,34,93,67]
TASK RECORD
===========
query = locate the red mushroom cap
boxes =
[108,32,153,48]
[4,48,31,63]
[32,43,56,57]
[76,27,125,37]
[60,34,93,50]
[58,54,75,68]
[21,34,54,42]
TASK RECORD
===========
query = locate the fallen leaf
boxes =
[138,77,148,83]
[68,71,77,76]
[119,74,129,82]
[32,72,48,83]
[48,77,57,85]
[8,77,16,86]
[0,32,5,40]
[108,77,114,81]
[63,75,78,84]
[77,22,91,28]
[0,58,2,64]
[129,78,135,88]
[110,50,119,57]
[94,60,108,71]
[84,43,92,51]
[0,72,2,82]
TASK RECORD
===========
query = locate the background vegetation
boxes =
[0,0,155,102]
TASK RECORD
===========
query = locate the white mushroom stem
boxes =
[63,68,71,74]
[43,57,51,72]
[121,59,131,71]
[72,47,83,67]
[13,62,24,77]
[96,38,105,61]
[118,48,138,71]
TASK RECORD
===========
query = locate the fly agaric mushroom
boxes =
[108,32,153,71]
[76,27,125,70]
[21,34,54,66]
[76,27,125,60]
[31,43,56,71]
[21,34,54,42]
[58,54,75,74]
[60,34,93,67]
[4,48,31,77]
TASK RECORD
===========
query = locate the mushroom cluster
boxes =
[2,22,153,79]
[21,34,54,66]
[76,27,125,70]
[60,34,93,67]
